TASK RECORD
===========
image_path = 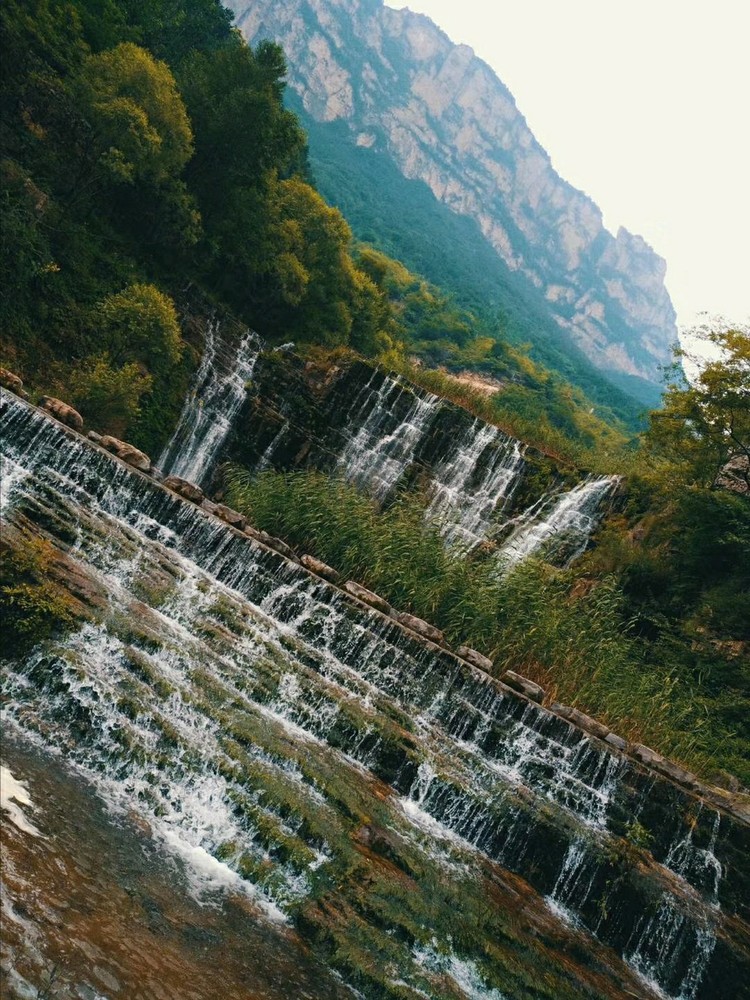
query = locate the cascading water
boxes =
[337,372,440,500]
[158,319,260,485]
[425,421,525,551]
[624,811,723,1000]
[254,418,291,472]
[1,390,745,1000]
[496,475,620,571]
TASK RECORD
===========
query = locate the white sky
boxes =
[387,0,750,331]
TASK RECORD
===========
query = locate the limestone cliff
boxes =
[229,0,677,385]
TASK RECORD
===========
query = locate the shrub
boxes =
[65,352,152,435]
[93,283,183,376]
[0,535,77,652]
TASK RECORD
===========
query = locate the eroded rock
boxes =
[501,670,545,704]
[214,504,247,530]
[456,646,493,672]
[100,436,150,472]
[630,744,700,790]
[163,476,204,504]
[342,581,391,615]
[258,531,297,561]
[604,733,629,751]
[394,611,443,645]
[0,367,24,394]
[301,554,340,583]
[551,703,610,741]
[40,396,83,432]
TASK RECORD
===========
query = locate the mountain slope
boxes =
[229,0,677,400]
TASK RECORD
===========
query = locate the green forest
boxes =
[0,0,648,456]
[1,0,749,788]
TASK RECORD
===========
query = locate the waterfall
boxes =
[496,476,619,571]
[158,319,260,485]
[337,372,440,500]
[426,421,525,551]
[624,811,723,1000]
[254,418,290,472]
[1,390,743,1000]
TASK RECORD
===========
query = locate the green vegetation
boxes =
[226,324,750,790]
[1,0,651,458]
[0,0,397,449]
[299,108,662,418]
[0,533,78,651]
[355,247,632,462]
[1,1,747,790]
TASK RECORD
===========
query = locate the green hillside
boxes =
[296,103,664,422]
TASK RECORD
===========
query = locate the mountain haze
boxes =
[229,0,677,398]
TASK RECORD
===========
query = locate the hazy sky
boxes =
[387,0,749,330]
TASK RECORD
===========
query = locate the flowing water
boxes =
[337,372,441,500]
[1,391,745,999]
[425,422,525,552]
[496,476,620,571]
[158,319,260,485]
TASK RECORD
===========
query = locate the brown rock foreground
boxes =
[0,738,353,1000]
[100,434,151,471]
[40,395,83,431]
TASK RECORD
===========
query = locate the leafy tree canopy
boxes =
[647,322,750,489]
[77,41,193,185]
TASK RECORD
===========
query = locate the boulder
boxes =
[214,504,247,530]
[87,431,102,444]
[258,531,297,561]
[342,581,391,616]
[604,732,629,752]
[201,499,218,516]
[40,396,84,432]
[163,476,204,504]
[394,611,443,645]
[630,744,700,790]
[301,554,340,583]
[551,703,610,741]
[0,367,24,394]
[99,435,150,472]
[629,743,663,768]
[500,670,545,704]
[715,454,749,496]
[456,645,494,672]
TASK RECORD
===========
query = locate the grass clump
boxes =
[0,534,78,653]
[224,465,749,784]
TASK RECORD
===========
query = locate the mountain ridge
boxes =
[229,0,677,389]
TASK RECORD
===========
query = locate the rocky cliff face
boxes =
[229,0,677,384]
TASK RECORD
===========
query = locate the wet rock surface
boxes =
[163,475,205,504]
[552,703,610,741]
[301,553,341,583]
[393,610,444,645]
[0,738,353,1000]
[214,503,247,529]
[40,395,83,431]
[0,366,24,394]
[342,580,392,615]
[501,670,546,704]
[2,390,749,1000]
[456,645,494,672]
[100,434,151,471]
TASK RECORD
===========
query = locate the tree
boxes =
[647,322,750,489]
[94,283,182,375]
[77,41,193,185]
[65,351,152,435]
